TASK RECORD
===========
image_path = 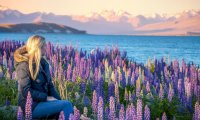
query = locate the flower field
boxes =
[0,40,199,120]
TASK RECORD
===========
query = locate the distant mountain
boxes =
[0,6,200,35]
[134,14,200,36]
[0,22,87,34]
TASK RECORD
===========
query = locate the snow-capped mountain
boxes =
[0,6,199,35]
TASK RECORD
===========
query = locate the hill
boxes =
[0,22,87,34]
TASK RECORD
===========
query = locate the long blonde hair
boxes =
[26,35,46,80]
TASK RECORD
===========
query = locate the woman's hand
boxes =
[47,96,58,101]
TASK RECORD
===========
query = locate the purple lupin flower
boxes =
[115,82,119,103]
[172,60,179,78]
[96,74,104,99]
[58,111,65,120]
[121,71,126,88]
[17,106,23,120]
[119,104,125,120]
[162,112,167,120]
[92,90,98,114]
[104,106,109,120]
[25,91,32,120]
[109,96,116,120]
[177,79,182,99]
[83,95,91,106]
[144,105,150,120]
[97,96,104,120]
[5,99,10,106]
[108,82,115,100]
[137,98,143,120]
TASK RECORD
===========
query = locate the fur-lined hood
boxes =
[14,45,29,69]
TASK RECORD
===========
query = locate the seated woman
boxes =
[14,35,73,119]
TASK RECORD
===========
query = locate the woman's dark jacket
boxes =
[14,46,61,114]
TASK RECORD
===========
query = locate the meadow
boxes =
[0,40,199,120]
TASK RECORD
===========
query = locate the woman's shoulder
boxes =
[14,61,29,71]
[41,56,50,66]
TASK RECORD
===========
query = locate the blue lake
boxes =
[0,33,200,65]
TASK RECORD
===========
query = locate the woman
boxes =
[14,35,73,119]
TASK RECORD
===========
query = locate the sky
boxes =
[0,0,200,16]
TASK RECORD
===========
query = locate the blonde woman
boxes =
[14,35,73,119]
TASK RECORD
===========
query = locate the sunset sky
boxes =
[0,0,200,16]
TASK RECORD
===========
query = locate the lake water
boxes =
[0,33,200,65]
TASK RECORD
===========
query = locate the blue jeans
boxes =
[32,100,74,119]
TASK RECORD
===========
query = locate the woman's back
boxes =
[14,35,73,119]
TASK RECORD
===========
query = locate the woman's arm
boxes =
[48,78,61,100]
[41,57,61,100]
[17,62,48,102]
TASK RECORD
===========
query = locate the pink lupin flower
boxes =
[137,98,142,120]
[109,96,116,120]
[97,96,104,120]
[3,51,7,68]
[69,113,74,120]
[74,106,80,120]
[129,103,136,119]
[194,101,200,120]
[92,90,98,114]
[58,111,65,120]
[162,112,167,120]
[25,91,32,120]
[144,105,150,120]
[119,105,125,120]
[146,81,150,93]
[115,82,119,103]
[125,105,130,120]
[67,64,72,80]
